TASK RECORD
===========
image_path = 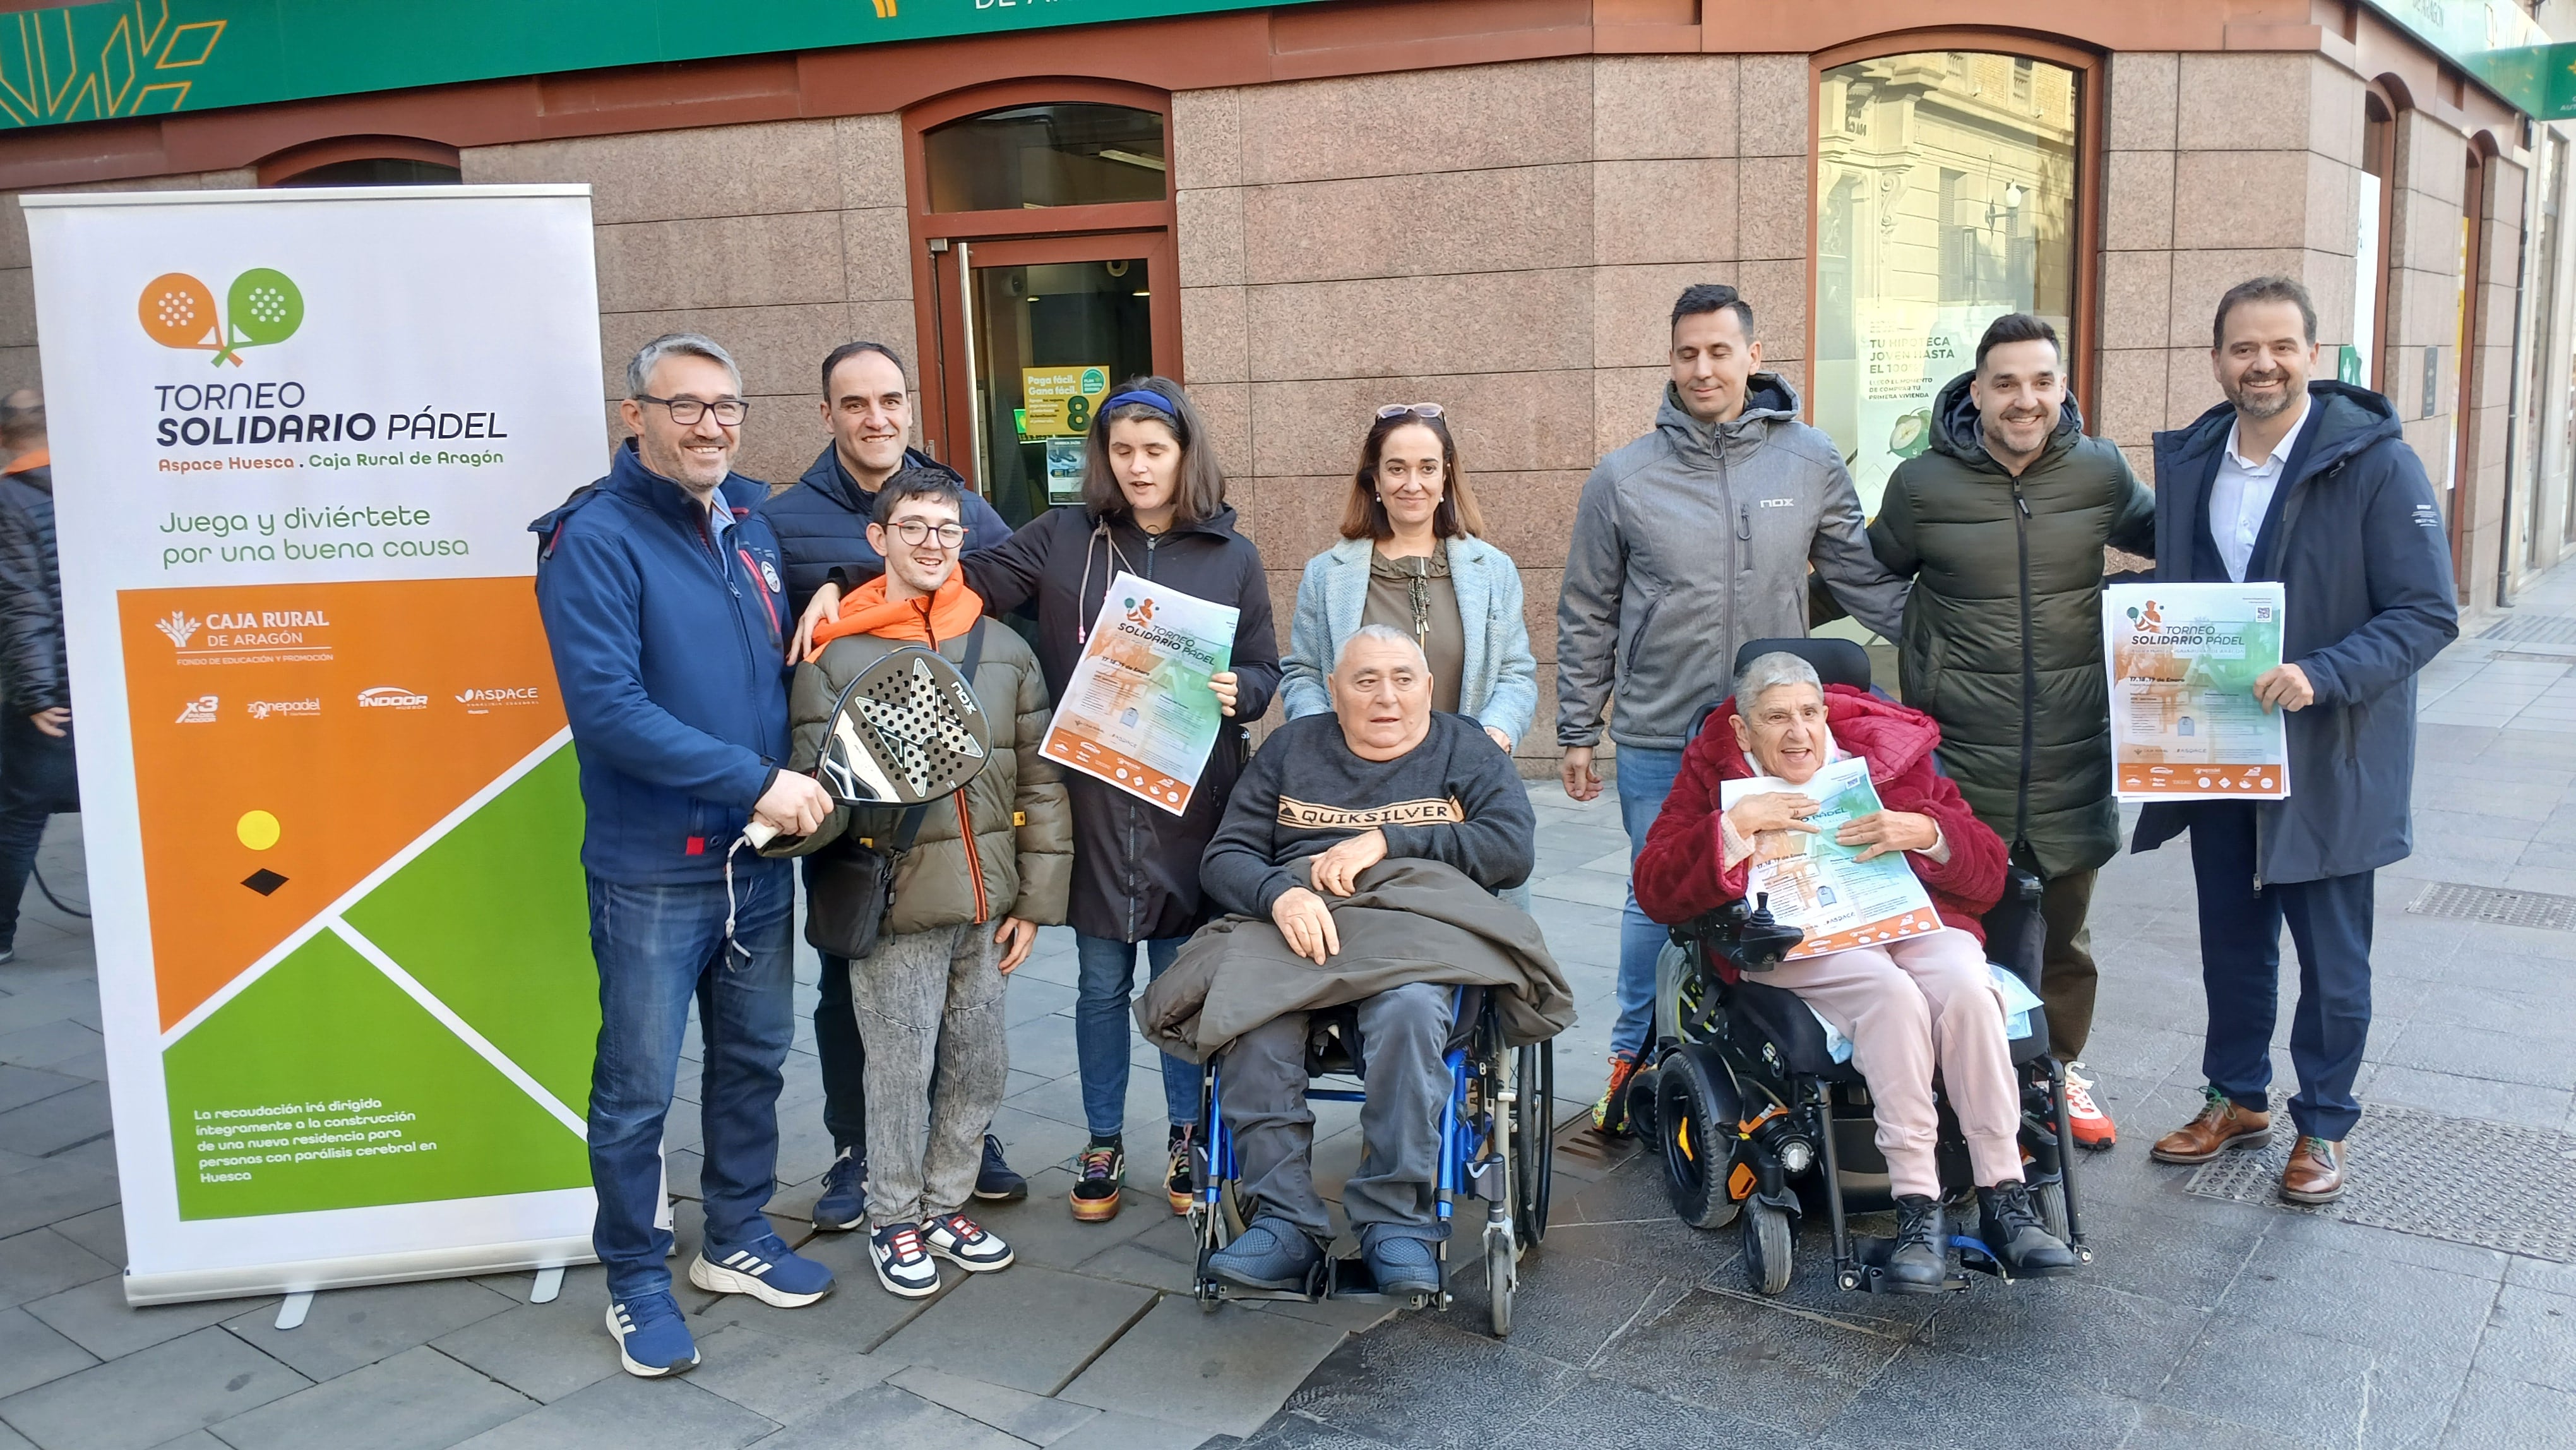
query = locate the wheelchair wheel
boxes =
[1486,1227,1514,1338]
[1511,1041,1554,1247]
[2031,1180,2069,1243]
[1741,1199,1793,1296]
[1655,1044,1741,1231]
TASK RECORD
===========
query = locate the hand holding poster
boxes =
[1719,755,1943,959]
[2104,582,2290,801]
[1041,572,1236,815]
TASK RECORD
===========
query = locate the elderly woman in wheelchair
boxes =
[1631,648,2078,1292]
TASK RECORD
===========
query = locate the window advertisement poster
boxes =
[1039,572,1235,816]
[25,186,607,1303]
[1717,755,1942,959]
[2102,582,2291,802]
[1847,300,2008,514]
[1020,364,1109,438]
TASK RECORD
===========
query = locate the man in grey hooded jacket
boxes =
[1557,283,1909,1132]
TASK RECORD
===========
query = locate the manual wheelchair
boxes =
[1627,636,2094,1297]
[1188,985,1555,1336]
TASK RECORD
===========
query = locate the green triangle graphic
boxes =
[165,920,590,1221]
[341,746,597,1113]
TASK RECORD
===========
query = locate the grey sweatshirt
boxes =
[1556,376,1909,752]
[1200,712,1535,917]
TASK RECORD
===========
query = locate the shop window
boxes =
[922,102,1165,213]
[1815,49,2080,513]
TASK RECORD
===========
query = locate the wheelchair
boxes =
[1188,985,1556,1337]
[1627,636,2094,1297]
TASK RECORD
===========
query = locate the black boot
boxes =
[1976,1182,2077,1277]
[1884,1195,1947,1293]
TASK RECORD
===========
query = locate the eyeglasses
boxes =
[636,394,749,427]
[1374,402,1445,421]
[888,519,967,548]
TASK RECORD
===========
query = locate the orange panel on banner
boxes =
[119,576,565,1029]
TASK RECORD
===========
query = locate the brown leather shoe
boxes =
[2281,1136,2346,1204]
[2147,1088,2272,1164]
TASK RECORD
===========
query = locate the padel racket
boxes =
[747,644,993,846]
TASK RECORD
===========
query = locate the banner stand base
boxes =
[275,1291,312,1329]
[126,1234,597,1307]
[530,1266,564,1304]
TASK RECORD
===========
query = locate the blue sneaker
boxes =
[605,1292,699,1377]
[688,1233,835,1308]
[814,1147,866,1231]
[973,1134,1027,1203]
[1207,1216,1322,1292]
[1362,1232,1440,1298]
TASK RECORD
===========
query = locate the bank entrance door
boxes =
[934,231,1176,528]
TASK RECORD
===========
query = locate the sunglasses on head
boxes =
[1374,402,1445,421]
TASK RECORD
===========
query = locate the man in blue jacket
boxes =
[758,340,1023,1231]
[534,333,839,1379]
[2137,279,2458,1206]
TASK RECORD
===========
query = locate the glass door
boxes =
[939,232,1174,528]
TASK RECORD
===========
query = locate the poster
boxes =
[1039,572,1235,815]
[2104,582,2290,801]
[1020,364,1110,438]
[26,186,607,1303]
[1847,300,2008,514]
[1718,755,1943,960]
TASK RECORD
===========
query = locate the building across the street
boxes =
[3,0,2573,758]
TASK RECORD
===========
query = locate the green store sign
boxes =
[0,0,1320,129]
[2363,1,2576,121]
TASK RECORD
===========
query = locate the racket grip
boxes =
[744,820,780,849]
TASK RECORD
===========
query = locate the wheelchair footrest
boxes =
[1953,1235,2081,1283]
[1836,1234,1969,1295]
[1195,1255,1441,1310]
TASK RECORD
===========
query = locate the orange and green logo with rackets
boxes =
[138,269,304,367]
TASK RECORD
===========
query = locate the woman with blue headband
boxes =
[797,375,1280,1225]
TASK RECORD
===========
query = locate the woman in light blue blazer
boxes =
[1280,404,1539,752]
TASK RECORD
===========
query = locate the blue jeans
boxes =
[1613,745,1688,1060]
[1073,932,1199,1139]
[0,713,76,951]
[585,865,795,1301]
[2188,801,2375,1141]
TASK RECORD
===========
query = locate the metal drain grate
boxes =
[2186,1094,2576,1261]
[2482,613,2576,645]
[2408,881,2576,932]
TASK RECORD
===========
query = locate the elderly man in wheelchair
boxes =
[1631,647,2078,1291]
[1136,625,1569,1317]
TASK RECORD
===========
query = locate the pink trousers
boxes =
[1764,926,2022,1199]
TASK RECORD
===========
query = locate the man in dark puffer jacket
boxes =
[0,388,75,965]
[1868,315,2154,1151]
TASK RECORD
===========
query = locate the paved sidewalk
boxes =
[6,564,2576,1448]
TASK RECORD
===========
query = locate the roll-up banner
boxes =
[23,185,606,1305]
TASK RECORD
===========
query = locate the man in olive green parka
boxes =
[1868,313,2153,1151]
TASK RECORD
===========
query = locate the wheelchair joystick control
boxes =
[1727,892,1805,974]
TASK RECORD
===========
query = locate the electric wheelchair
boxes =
[1189,986,1556,1336]
[1626,636,2094,1297]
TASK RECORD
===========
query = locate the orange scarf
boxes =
[811,572,984,650]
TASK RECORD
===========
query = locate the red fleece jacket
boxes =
[1632,685,2007,944]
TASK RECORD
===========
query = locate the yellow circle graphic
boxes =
[236,810,281,851]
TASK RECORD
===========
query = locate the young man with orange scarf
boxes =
[765,469,1071,1297]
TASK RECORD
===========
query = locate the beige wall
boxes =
[460,116,914,488]
[1171,54,1805,761]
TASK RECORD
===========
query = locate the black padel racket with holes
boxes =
[818,639,992,806]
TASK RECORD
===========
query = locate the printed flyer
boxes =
[1719,755,1943,959]
[2104,582,2291,801]
[1040,572,1236,815]
[27,186,606,1303]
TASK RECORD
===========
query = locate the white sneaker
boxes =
[869,1221,941,1298]
[920,1211,1014,1272]
[2063,1063,2117,1151]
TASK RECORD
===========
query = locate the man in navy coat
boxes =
[2136,278,2458,1205]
